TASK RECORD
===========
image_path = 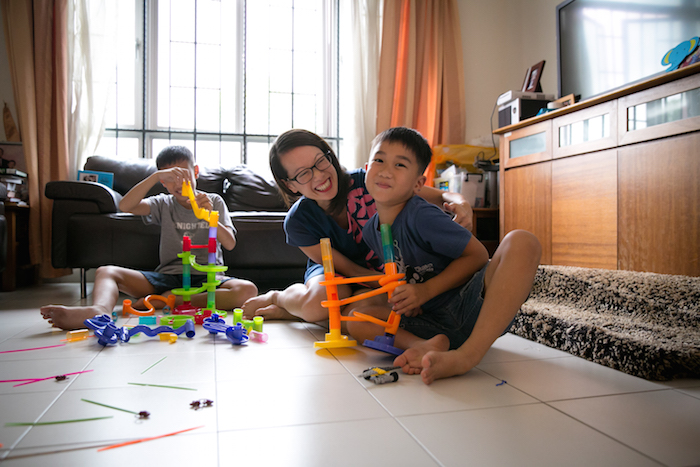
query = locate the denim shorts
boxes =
[399,262,514,349]
[140,271,233,295]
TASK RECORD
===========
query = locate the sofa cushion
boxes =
[222,166,287,212]
[85,156,166,197]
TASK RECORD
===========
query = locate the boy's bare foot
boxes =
[420,349,478,385]
[241,291,295,320]
[40,305,109,331]
[393,334,450,375]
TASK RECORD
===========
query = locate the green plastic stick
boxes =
[141,356,167,374]
[6,416,113,426]
[81,398,138,414]
[128,382,196,391]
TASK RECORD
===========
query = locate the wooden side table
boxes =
[472,208,499,257]
[1,203,33,291]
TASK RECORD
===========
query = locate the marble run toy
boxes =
[121,181,229,324]
[83,314,195,346]
[315,224,405,353]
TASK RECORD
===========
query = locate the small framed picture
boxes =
[0,142,26,173]
[552,93,576,108]
[521,60,546,93]
[78,169,114,188]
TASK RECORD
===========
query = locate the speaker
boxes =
[498,98,550,128]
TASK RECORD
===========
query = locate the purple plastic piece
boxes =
[202,314,248,345]
[362,334,403,356]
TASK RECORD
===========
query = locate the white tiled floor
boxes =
[1,283,699,466]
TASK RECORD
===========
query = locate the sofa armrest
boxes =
[45,181,124,268]
[45,180,122,213]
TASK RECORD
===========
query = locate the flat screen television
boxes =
[557,0,700,102]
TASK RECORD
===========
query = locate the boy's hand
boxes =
[157,167,192,187]
[193,192,212,211]
[389,283,429,316]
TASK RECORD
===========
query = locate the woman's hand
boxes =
[444,200,473,231]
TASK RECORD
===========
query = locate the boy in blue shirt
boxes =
[349,127,541,384]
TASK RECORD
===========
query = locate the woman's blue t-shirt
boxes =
[284,169,382,282]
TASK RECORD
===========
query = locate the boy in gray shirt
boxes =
[41,146,257,330]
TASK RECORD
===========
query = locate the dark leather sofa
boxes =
[45,155,307,298]
[0,183,7,273]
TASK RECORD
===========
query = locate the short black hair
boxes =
[371,127,432,173]
[155,146,195,170]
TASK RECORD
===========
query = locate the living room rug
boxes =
[511,265,700,381]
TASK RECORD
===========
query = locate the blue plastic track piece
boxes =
[225,323,249,345]
[202,314,248,345]
[84,314,129,346]
[202,314,228,335]
[127,320,195,339]
[362,334,403,356]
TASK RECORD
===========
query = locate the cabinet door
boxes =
[552,150,618,269]
[502,121,552,169]
[502,162,551,264]
[618,73,700,146]
[618,132,700,276]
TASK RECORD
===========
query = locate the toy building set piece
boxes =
[315,224,405,355]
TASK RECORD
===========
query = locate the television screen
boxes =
[557,0,700,102]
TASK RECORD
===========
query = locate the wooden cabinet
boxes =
[502,162,552,264]
[551,150,617,269]
[495,64,700,277]
[618,133,700,276]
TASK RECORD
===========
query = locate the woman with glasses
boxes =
[241,129,473,323]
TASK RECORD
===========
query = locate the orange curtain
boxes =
[2,0,70,278]
[376,0,466,185]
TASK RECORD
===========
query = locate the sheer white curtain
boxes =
[67,0,116,177]
[350,0,383,169]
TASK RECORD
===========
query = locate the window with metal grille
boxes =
[97,0,346,179]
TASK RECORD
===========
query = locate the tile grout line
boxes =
[476,367,670,466]
[2,340,106,456]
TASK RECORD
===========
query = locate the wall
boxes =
[458,0,561,146]
[0,6,18,142]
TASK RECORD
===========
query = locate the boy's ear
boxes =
[193,165,199,179]
[413,174,427,194]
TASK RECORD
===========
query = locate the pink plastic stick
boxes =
[0,343,66,354]
[12,370,94,387]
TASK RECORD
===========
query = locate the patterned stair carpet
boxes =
[511,265,700,381]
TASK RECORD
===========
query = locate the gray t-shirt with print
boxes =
[143,192,235,278]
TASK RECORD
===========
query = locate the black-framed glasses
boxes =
[285,152,332,184]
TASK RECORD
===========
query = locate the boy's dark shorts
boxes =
[399,262,515,350]
[140,271,234,295]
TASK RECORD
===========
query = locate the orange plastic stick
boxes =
[97,425,204,452]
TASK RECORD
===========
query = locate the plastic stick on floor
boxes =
[81,399,139,415]
[140,356,167,374]
[127,382,197,391]
[0,343,66,354]
[97,425,204,452]
[11,370,94,387]
[6,416,113,427]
